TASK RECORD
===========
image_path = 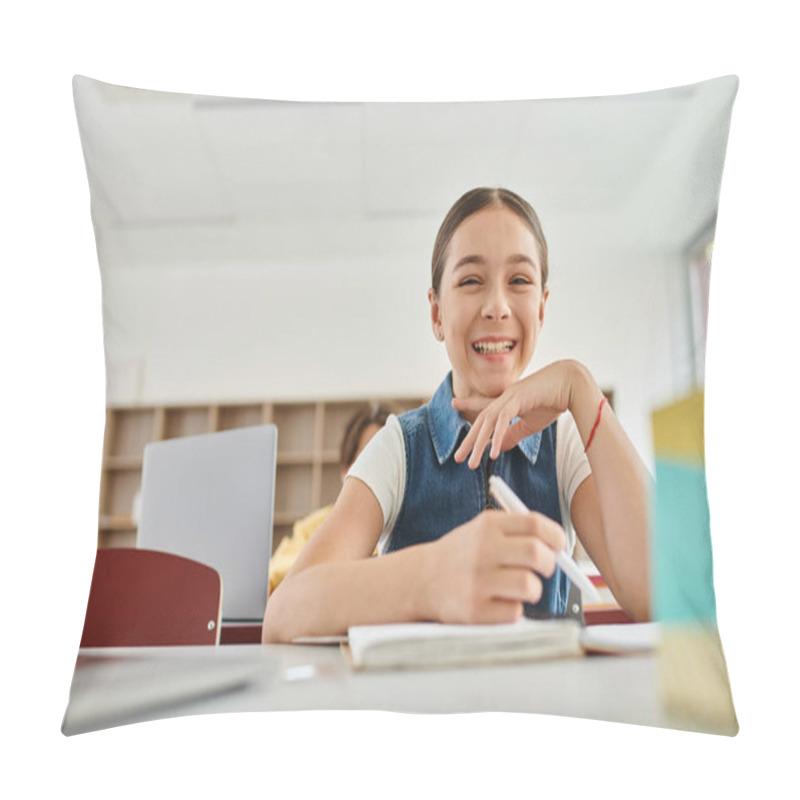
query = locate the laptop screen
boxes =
[137,425,277,622]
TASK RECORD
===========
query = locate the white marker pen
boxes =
[488,475,600,603]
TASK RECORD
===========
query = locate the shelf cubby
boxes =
[97,395,427,551]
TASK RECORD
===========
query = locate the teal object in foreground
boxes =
[653,458,717,624]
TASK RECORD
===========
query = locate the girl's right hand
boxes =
[426,510,567,624]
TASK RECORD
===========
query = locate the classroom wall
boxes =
[99,232,694,470]
[82,75,730,475]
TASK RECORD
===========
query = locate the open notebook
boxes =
[346,619,581,670]
[343,620,659,670]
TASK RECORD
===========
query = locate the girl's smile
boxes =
[471,335,517,357]
[429,206,547,406]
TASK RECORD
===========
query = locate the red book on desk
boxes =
[220,623,263,645]
[583,574,634,626]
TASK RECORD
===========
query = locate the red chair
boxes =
[80,548,222,647]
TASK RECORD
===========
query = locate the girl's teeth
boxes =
[473,341,514,354]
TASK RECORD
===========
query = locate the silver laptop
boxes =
[137,425,277,622]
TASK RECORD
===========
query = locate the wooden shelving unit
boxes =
[97,397,427,551]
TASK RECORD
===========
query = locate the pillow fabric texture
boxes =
[66,75,739,735]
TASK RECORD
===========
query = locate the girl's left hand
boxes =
[453,361,578,469]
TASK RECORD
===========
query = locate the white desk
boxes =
[61,641,722,736]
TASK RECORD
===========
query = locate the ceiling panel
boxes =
[194,101,365,219]
[74,76,735,266]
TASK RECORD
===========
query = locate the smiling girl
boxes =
[262,187,650,642]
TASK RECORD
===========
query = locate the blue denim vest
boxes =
[386,373,570,618]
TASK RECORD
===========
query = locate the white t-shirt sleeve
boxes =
[556,413,592,554]
[345,415,406,553]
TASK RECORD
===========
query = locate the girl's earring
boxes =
[436,328,444,341]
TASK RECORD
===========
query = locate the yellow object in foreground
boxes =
[658,624,738,735]
[651,390,704,464]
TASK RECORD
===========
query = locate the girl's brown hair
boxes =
[430,187,549,295]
